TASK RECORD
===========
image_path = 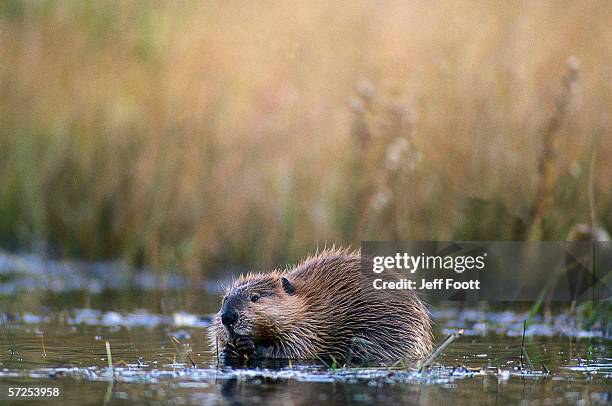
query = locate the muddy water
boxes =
[0,290,610,405]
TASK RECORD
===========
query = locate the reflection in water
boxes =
[221,377,240,405]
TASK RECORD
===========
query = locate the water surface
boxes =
[0,289,610,405]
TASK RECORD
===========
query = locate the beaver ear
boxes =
[281,277,295,295]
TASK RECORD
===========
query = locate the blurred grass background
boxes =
[0,0,610,278]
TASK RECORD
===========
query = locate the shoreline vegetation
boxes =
[1,1,610,278]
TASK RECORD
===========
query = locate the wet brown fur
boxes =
[209,248,433,363]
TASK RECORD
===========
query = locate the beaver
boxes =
[209,249,433,363]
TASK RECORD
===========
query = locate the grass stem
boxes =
[520,320,526,370]
[105,340,114,379]
[419,329,464,372]
[40,333,47,358]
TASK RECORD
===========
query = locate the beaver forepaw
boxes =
[220,336,256,359]
[220,341,240,358]
[234,336,256,357]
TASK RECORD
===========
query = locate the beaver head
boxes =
[219,272,297,343]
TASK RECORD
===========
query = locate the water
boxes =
[0,288,610,405]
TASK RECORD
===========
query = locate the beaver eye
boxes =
[250,294,260,303]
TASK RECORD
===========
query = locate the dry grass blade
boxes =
[0,2,609,270]
[419,329,464,372]
[105,340,113,379]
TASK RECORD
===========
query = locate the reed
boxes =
[0,1,609,276]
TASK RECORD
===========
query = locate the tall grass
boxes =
[0,1,610,276]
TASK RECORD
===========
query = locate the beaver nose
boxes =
[221,309,238,327]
